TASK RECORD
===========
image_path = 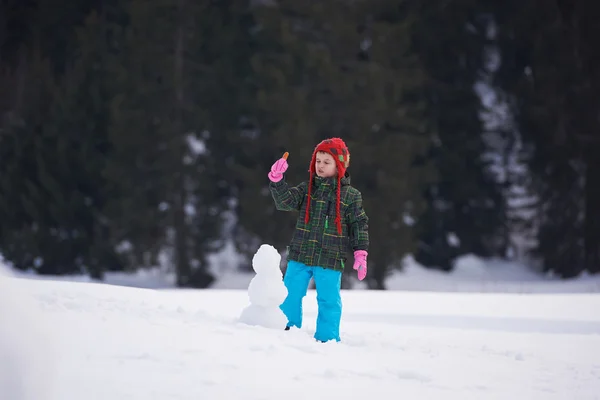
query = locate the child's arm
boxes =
[269,180,308,212]
[347,191,369,251]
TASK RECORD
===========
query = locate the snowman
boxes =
[238,244,288,329]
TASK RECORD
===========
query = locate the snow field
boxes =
[1,270,599,400]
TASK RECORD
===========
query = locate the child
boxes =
[267,137,369,342]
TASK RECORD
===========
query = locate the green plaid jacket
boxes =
[269,173,369,271]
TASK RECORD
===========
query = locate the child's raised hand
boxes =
[268,152,289,183]
[353,250,368,280]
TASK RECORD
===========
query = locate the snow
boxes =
[1,253,600,400]
[382,255,600,293]
[238,244,288,328]
[10,251,600,294]
[0,265,57,400]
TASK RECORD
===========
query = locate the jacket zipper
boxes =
[324,199,332,231]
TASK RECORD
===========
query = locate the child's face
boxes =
[315,152,337,178]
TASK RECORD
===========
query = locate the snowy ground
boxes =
[1,264,600,400]
[9,252,600,294]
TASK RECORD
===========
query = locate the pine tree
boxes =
[104,0,231,287]
[408,0,508,271]
[491,0,600,277]
[0,46,81,274]
[0,5,123,277]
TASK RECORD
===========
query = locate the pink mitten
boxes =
[268,157,289,183]
[353,250,368,281]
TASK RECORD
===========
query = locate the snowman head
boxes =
[252,244,282,276]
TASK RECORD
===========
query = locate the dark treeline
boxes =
[0,0,598,288]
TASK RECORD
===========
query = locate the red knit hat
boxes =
[305,138,351,234]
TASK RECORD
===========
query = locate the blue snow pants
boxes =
[279,260,342,342]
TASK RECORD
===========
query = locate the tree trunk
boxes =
[173,0,191,286]
[584,150,600,274]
